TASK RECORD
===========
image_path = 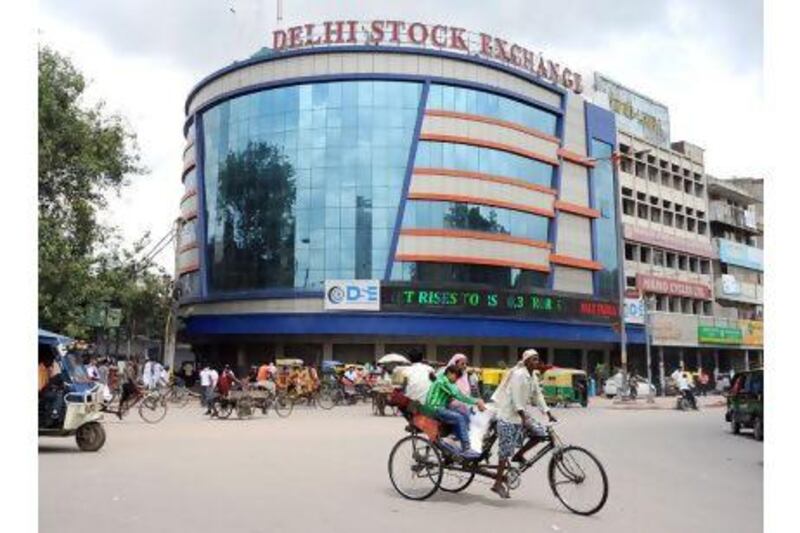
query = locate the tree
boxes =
[443,204,507,234]
[38,45,165,341]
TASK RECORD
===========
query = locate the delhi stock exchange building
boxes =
[175,19,645,370]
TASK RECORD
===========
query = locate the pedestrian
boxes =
[97,358,110,385]
[85,357,100,382]
[199,364,213,414]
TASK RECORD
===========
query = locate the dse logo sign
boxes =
[324,280,381,311]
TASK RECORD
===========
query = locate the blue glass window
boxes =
[427,84,557,135]
[415,141,554,189]
[402,200,549,242]
[590,139,620,299]
[202,81,423,292]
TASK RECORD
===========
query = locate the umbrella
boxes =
[378,353,410,365]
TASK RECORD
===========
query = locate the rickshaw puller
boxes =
[490,349,557,499]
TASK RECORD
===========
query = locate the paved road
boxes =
[39,398,762,533]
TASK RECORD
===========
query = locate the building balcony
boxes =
[709,201,759,233]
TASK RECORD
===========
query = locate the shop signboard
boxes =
[324,280,381,311]
[740,320,764,346]
[698,326,743,345]
[593,74,671,148]
[717,239,763,271]
[649,313,699,346]
[380,283,619,323]
[636,273,712,300]
[721,274,741,295]
[623,297,645,325]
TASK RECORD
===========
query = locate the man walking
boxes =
[490,349,557,499]
[199,364,213,414]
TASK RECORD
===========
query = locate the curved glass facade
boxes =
[414,141,554,189]
[202,80,423,292]
[427,84,558,135]
[402,200,549,242]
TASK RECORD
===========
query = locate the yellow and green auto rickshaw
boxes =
[479,367,509,400]
[540,367,589,407]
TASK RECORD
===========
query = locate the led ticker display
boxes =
[380,284,619,323]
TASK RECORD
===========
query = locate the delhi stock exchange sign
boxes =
[324,280,381,311]
[271,20,585,94]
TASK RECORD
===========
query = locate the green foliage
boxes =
[38,46,170,342]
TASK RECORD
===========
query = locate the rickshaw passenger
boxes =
[308,365,320,391]
[424,365,486,459]
[437,353,472,414]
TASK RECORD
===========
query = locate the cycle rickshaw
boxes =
[386,393,609,515]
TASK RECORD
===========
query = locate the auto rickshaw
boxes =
[38,329,106,451]
[540,367,589,407]
[479,367,509,400]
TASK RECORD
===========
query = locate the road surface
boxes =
[39,397,762,533]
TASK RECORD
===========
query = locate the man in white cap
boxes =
[489,348,557,498]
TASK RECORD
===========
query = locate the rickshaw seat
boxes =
[412,413,441,441]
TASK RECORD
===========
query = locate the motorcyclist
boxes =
[676,370,698,410]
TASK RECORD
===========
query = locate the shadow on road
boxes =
[381,486,565,511]
[38,444,82,454]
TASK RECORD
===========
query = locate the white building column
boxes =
[744,350,750,371]
[713,349,720,378]
[473,345,482,367]
[425,343,437,363]
[546,348,554,366]
[323,342,333,362]
[658,347,665,396]
[374,342,385,362]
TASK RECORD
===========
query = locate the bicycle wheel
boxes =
[138,395,168,424]
[548,445,609,516]
[215,399,234,419]
[388,435,443,501]
[316,390,335,410]
[274,393,294,418]
[439,468,475,493]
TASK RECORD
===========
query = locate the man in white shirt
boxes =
[402,350,434,404]
[676,370,698,410]
[199,365,213,414]
[490,349,557,499]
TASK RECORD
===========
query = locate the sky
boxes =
[38,0,764,274]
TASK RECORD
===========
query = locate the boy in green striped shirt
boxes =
[424,365,486,459]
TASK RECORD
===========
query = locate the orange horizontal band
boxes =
[177,262,199,275]
[554,200,601,218]
[419,133,560,167]
[182,209,198,221]
[181,189,198,202]
[182,159,196,175]
[183,140,195,155]
[396,254,551,273]
[557,148,596,168]
[425,109,561,144]
[400,228,552,249]
[549,254,603,271]
[178,242,198,254]
[413,167,556,196]
[407,191,555,218]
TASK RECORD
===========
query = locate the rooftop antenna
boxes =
[277,0,283,24]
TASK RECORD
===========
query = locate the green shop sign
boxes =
[698,326,743,344]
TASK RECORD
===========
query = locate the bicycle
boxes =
[388,415,608,515]
[102,385,168,424]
